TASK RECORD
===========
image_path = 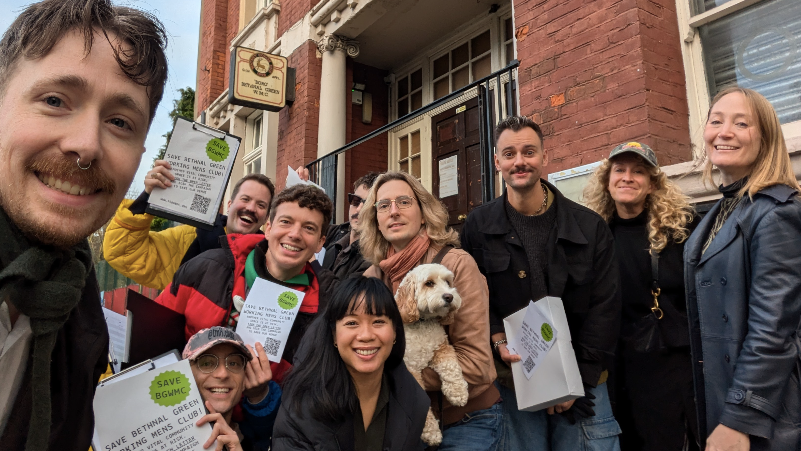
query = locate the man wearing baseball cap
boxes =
[184,326,280,450]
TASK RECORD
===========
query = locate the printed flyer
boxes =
[93,360,212,451]
[147,117,241,229]
[507,300,558,380]
[235,278,305,363]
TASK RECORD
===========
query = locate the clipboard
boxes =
[122,290,187,370]
[146,117,241,231]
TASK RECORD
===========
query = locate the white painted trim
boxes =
[231,1,281,49]
[687,0,761,28]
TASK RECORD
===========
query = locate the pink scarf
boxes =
[379,228,431,292]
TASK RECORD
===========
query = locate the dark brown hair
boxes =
[231,174,276,203]
[269,184,333,237]
[0,0,168,124]
[494,115,544,147]
[353,171,380,191]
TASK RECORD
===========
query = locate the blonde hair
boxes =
[703,86,800,197]
[359,171,460,265]
[583,158,694,252]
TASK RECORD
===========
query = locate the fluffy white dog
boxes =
[396,263,469,446]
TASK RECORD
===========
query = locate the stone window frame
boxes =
[675,0,801,155]
[244,111,264,176]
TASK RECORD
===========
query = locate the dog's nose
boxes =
[442,293,453,303]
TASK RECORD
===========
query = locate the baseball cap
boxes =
[182,327,253,361]
[608,142,658,167]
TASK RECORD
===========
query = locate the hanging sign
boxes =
[229,46,295,111]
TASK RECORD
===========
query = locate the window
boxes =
[252,114,263,150]
[679,0,801,153]
[397,130,422,180]
[503,17,515,66]
[397,68,423,117]
[246,158,262,175]
[431,30,493,100]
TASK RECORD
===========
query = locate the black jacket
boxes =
[271,363,429,451]
[461,181,620,386]
[322,235,371,280]
[1,268,108,450]
[685,185,801,448]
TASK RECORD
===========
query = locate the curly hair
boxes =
[269,184,333,237]
[359,171,459,265]
[583,158,694,252]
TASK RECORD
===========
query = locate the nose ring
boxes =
[77,158,92,170]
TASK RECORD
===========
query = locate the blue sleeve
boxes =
[239,381,282,449]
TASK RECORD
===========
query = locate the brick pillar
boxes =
[514,0,692,173]
[196,0,230,114]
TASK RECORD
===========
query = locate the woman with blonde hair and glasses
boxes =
[361,171,502,451]
[683,87,801,451]
[584,142,699,451]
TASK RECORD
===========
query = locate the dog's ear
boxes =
[395,277,420,324]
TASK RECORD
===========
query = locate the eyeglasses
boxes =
[347,193,366,208]
[375,195,416,214]
[193,354,247,374]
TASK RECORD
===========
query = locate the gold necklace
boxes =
[531,183,548,216]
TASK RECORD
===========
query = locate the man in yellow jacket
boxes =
[103,160,275,289]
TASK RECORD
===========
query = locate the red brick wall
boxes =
[514,0,691,173]
[343,61,390,219]
[224,0,241,92]
[275,41,322,191]
[278,0,317,37]
[197,0,231,114]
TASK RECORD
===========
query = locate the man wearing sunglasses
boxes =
[185,326,280,450]
[322,172,380,279]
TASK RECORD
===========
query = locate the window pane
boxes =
[411,91,422,111]
[692,0,737,15]
[411,155,421,178]
[411,131,421,157]
[434,54,449,79]
[398,98,408,116]
[253,158,261,175]
[452,42,469,68]
[253,116,263,149]
[399,135,408,159]
[434,78,450,100]
[700,0,801,123]
[400,160,409,173]
[473,54,491,79]
[398,76,408,98]
[453,66,469,90]
[410,69,423,91]
[472,30,491,57]
[506,42,514,65]
[505,17,513,42]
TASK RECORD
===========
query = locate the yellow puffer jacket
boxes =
[103,199,198,290]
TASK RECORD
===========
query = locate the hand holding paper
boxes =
[197,401,242,451]
[145,160,175,194]
[235,278,305,362]
[243,343,272,403]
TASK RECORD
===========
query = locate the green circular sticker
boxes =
[541,323,554,342]
[206,138,230,162]
[277,291,299,310]
[149,370,190,407]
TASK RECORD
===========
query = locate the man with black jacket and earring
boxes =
[461,116,622,450]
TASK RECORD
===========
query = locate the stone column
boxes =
[317,35,359,222]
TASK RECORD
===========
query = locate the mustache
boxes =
[28,155,116,194]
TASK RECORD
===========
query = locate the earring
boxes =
[393,340,396,344]
[334,343,338,348]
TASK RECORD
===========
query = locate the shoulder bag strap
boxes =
[432,245,454,265]
[651,250,663,319]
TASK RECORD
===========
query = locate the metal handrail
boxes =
[305,59,520,167]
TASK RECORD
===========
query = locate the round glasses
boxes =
[194,354,247,374]
[375,195,416,214]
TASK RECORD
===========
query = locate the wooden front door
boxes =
[431,97,483,232]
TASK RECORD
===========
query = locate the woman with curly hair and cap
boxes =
[682,87,801,451]
[584,142,699,451]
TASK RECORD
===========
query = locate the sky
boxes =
[0,0,201,195]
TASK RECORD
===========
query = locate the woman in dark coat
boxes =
[684,86,801,451]
[584,142,698,451]
[272,276,429,451]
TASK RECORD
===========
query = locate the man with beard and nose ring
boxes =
[104,171,275,290]
[0,1,169,450]
[460,116,622,451]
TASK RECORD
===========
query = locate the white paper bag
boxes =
[503,296,584,412]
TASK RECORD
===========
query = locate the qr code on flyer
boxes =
[263,337,281,356]
[190,193,211,214]
[523,356,535,373]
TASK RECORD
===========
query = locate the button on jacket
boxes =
[684,184,801,448]
[461,181,620,386]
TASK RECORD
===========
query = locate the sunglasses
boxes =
[348,193,366,208]
[193,353,247,374]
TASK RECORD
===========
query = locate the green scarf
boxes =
[0,207,92,451]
